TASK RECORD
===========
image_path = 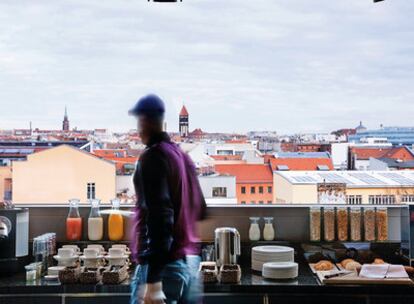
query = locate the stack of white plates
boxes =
[262,262,298,280]
[251,246,294,272]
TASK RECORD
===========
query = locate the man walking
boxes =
[129,94,206,304]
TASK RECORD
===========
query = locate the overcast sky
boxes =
[0,0,413,134]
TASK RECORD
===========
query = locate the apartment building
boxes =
[274,170,414,204]
[12,145,116,204]
[215,164,273,204]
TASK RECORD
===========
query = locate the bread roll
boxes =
[314,260,334,271]
[372,258,385,265]
[404,266,414,276]
[341,258,355,269]
[345,261,361,271]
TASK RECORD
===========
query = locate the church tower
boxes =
[179,105,189,137]
[63,106,70,131]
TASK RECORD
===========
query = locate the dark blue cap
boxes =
[129,94,165,118]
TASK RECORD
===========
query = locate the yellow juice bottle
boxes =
[108,199,124,241]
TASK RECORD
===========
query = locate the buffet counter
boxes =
[1,260,414,304]
[1,205,412,304]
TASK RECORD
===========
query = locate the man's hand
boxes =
[140,282,166,304]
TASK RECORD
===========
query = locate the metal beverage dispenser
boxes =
[214,227,240,267]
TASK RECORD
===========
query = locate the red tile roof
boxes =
[351,147,414,161]
[190,128,204,136]
[269,158,334,171]
[211,155,243,161]
[179,105,189,116]
[93,149,127,157]
[215,164,273,183]
[263,154,275,163]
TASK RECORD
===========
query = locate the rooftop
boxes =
[215,163,272,183]
[275,170,414,188]
[351,146,414,160]
[179,105,189,116]
[377,158,414,169]
[269,157,334,171]
[274,152,331,159]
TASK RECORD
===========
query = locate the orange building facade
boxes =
[215,164,273,205]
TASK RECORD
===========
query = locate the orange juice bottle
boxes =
[108,199,124,241]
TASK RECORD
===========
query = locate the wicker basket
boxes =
[219,264,241,283]
[58,266,81,284]
[199,262,218,283]
[79,267,106,284]
[102,265,129,284]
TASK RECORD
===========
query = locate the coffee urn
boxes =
[0,208,29,274]
[215,227,240,266]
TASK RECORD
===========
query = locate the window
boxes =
[241,186,246,194]
[368,195,396,205]
[212,187,227,198]
[402,195,414,203]
[241,201,246,205]
[259,200,264,204]
[250,186,255,194]
[346,195,362,205]
[268,186,272,194]
[250,200,255,204]
[267,200,272,204]
[259,186,263,194]
[87,183,96,199]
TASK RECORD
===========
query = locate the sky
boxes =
[0,0,413,134]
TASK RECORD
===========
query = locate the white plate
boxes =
[252,246,294,254]
[105,255,129,259]
[252,254,294,262]
[79,255,105,260]
[53,255,79,261]
[262,262,298,279]
[47,266,66,276]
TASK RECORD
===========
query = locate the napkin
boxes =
[359,264,409,279]
[386,265,409,278]
[359,264,389,279]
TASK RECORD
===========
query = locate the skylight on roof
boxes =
[292,176,317,183]
[379,172,414,185]
[348,173,384,185]
[318,173,353,184]
[317,165,329,171]
[277,165,289,171]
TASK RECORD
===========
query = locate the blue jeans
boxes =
[130,255,201,304]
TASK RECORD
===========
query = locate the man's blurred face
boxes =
[138,115,162,145]
[138,115,150,145]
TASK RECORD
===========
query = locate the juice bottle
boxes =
[88,199,103,241]
[66,199,82,241]
[108,199,124,241]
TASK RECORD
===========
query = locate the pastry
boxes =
[340,258,355,269]
[404,266,414,276]
[314,260,334,271]
[344,261,361,271]
[372,258,385,264]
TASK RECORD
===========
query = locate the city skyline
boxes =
[1,1,414,133]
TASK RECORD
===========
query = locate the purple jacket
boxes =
[131,132,206,283]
